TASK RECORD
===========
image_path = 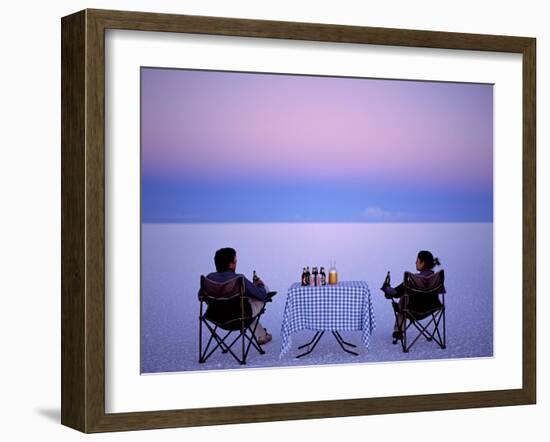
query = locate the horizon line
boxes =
[141,220,494,225]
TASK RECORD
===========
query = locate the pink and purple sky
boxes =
[141,68,493,223]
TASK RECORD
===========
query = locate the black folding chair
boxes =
[392,270,446,353]
[198,275,275,365]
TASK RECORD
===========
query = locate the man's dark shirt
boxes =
[205,270,268,301]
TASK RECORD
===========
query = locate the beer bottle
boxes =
[320,267,326,286]
[384,271,391,286]
[312,267,318,286]
[253,270,259,284]
[301,267,307,286]
[305,267,311,286]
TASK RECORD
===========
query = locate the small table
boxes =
[280,281,376,358]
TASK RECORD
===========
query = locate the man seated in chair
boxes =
[205,247,273,345]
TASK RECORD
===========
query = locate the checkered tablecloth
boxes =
[280,281,376,356]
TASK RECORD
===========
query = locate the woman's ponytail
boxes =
[418,250,441,269]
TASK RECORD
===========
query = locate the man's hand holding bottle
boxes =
[252,270,265,287]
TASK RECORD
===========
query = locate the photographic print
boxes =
[140,67,493,374]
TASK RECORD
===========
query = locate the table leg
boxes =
[296,331,325,358]
[296,331,359,358]
[298,331,322,349]
[332,331,359,356]
[333,331,357,348]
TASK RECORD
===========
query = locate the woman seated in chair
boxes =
[381,250,442,342]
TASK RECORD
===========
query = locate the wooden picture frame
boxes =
[61,8,536,433]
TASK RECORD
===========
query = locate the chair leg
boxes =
[427,314,434,341]
[425,310,445,349]
[400,309,447,353]
[199,320,221,363]
[402,318,408,353]
[442,307,447,349]
[248,319,265,354]
[239,315,267,364]
[201,326,234,363]
[241,321,246,365]
[199,316,268,366]
[201,319,248,363]
[404,320,429,352]
[199,328,213,364]
[199,303,204,363]
[427,312,442,342]
[391,302,402,345]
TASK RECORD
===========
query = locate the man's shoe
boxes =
[257,333,272,345]
[392,330,403,344]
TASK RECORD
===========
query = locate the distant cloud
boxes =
[361,206,409,221]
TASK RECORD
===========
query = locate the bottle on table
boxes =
[311,267,318,286]
[328,261,338,285]
[253,270,260,284]
[301,267,307,286]
[305,267,311,286]
[384,271,391,286]
[320,267,327,286]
